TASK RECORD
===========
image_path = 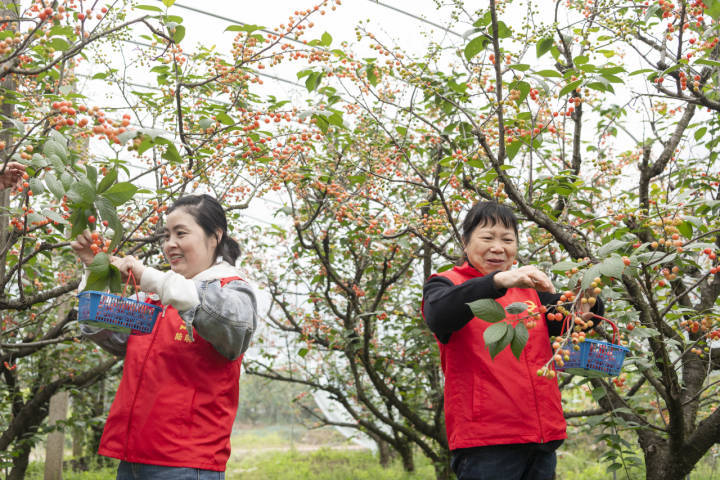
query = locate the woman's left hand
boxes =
[110,255,145,282]
[574,288,599,322]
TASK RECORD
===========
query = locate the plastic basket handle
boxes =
[122,270,141,301]
[589,313,619,344]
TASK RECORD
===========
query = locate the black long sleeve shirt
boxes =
[422,271,604,343]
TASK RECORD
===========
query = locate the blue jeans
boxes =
[451,442,560,480]
[116,461,225,480]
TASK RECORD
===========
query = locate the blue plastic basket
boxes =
[78,290,162,335]
[555,338,629,377]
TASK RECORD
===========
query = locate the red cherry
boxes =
[88,215,96,223]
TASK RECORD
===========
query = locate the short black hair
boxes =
[166,194,241,265]
[461,201,519,246]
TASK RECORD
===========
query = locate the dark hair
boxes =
[461,201,519,246]
[166,194,241,265]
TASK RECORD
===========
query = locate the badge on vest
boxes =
[173,322,193,343]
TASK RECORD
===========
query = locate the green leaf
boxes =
[67,182,96,207]
[637,251,676,266]
[598,239,629,257]
[29,178,44,194]
[551,260,578,273]
[86,164,97,186]
[467,298,507,323]
[644,3,661,20]
[95,196,117,224]
[101,182,138,206]
[49,38,70,51]
[88,252,110,275]
[495,21,512,39]
[298,347,309,358]
[484,322,509,345]
[488,324,514,358]
[83,269,109,292]
[630,327,660,338]
[695,58,720,67]
[117,129,138,145]
[43,140,67,162]
[44,173,65,200]
[536,37,553,58]
[599,255,626,279]
[464,36,489,61]
[320,32,332,47]
[581,263,604,290]
[135,4,163,12]
[97,168,118,194]
[225,24,263,33]
[216,112,234,126]
[171,25,185,43]
[198,118,213,130]
[509,80,530,104]
[108,265,122,293]
[511,323,529,359]
[695,127,707,141]
[41,208,68,225]
[510,64,530,71]
[536,69,562,78]
[366,66,378,87]
[95,197,123,249]
[306,71,323,92]
[575,55,589,65]
[47,154,64,171]
[559,79,583,97]
[162,0,176,6]
[506,139,522,160]
[677,221,693,239]
[592,386,607,401]
[505,302,528,315]
[161,142,181,163]
[705,0,720,20]
[60,172,73,190]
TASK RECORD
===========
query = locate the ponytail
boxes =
[218,234,241,265]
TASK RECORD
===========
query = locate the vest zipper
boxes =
[123,307,162,459]
[524,334,545,444]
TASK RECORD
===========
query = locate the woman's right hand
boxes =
[70,230,96,266]
[493,265,556,293]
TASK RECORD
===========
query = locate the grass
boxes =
[20,425,720,479]
[227,449,435,480]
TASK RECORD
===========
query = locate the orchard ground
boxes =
[24,423,720,479]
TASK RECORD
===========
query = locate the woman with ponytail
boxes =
[71,194,256,479]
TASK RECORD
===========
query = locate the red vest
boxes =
[98,277,243,471]
[430,263,566,450]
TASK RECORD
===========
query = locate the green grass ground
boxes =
[21,425,720,479]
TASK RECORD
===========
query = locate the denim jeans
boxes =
[116,461,225,480]
[450,442,560,480]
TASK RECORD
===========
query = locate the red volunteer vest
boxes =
[98,277,244,471]
[430,263,566,450]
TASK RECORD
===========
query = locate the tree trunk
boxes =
[0,0,18,289]
[8,439,32,480]
[44,390,70,480]
[397,439,415,473]
[368,432,395,468]
[432,452,452,480]
[643,442,692,480]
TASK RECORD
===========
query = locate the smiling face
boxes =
[162,208,220,279]
[464,220,518,275]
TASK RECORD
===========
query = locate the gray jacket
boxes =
[81,266,257,361]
